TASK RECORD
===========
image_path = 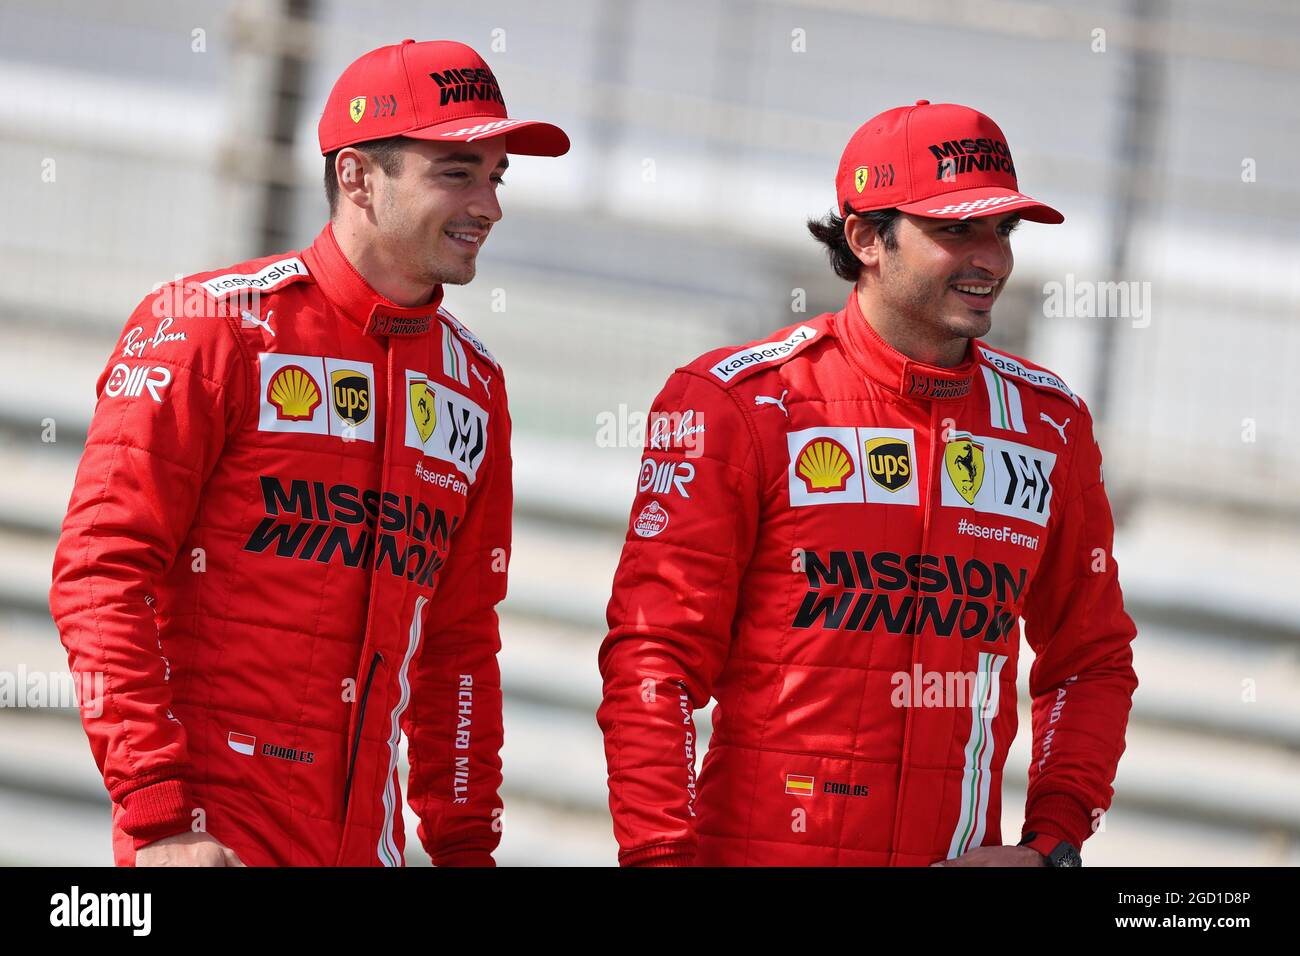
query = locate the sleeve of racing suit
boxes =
[48,294,247,848]
[598,369,762,866]
[1020,400,1138,852]
[403,376,511,867]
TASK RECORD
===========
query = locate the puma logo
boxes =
[1040,412,1069,443]
[240,309,275,337]
[754,389,789,416]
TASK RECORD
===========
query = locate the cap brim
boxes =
[897,186,1064,224]
[402,115,570,157]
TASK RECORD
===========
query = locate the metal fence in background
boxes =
[1,0,1297,866]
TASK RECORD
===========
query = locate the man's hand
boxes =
[931,846,1044,867]
[135,831,246,867]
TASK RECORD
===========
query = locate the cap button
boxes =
[914,99,930,106]
[402,38,415,44]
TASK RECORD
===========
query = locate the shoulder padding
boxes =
[976,343,1079,407]
[186,253,313,302]
[437,306,500,371]
[688,316,831,388]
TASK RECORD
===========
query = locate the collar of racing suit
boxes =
[303,223,445,338]
[835,289,979,402]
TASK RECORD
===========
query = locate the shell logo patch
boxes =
[787,427,919,507]
[795,438,855,493]
[267,365,321,421]
[258,354,375,442]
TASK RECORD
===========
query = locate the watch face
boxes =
[1052,844,1082,867]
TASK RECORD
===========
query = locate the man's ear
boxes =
[844,214,883,269]
[335,148,373,211]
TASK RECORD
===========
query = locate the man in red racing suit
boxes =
[49,39,568,865]
[598,101,1137,866]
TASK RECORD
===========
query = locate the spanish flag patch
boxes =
[785,774,814,796]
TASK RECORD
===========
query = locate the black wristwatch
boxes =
[1019,832,1082,867]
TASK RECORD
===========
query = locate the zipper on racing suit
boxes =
[343,649,383,814]
[888,401,942,865]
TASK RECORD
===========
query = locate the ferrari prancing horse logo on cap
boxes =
[349,96,366,123]
[854,166,870,193]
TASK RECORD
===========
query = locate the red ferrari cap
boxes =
[835,100,1062,223]
[318,39,569,157]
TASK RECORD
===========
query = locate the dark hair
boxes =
[806,204,901,281]
[324,137,409,216]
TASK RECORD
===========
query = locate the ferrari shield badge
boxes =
[944,437,985,505]
[409,378,437,444]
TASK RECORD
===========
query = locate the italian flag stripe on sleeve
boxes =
[442,322,470,387]
[980,365,1027,433]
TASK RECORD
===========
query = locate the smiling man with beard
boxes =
[50,39,567,866]
[598,101,1137,868]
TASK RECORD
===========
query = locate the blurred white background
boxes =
[1,0,1297,865]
